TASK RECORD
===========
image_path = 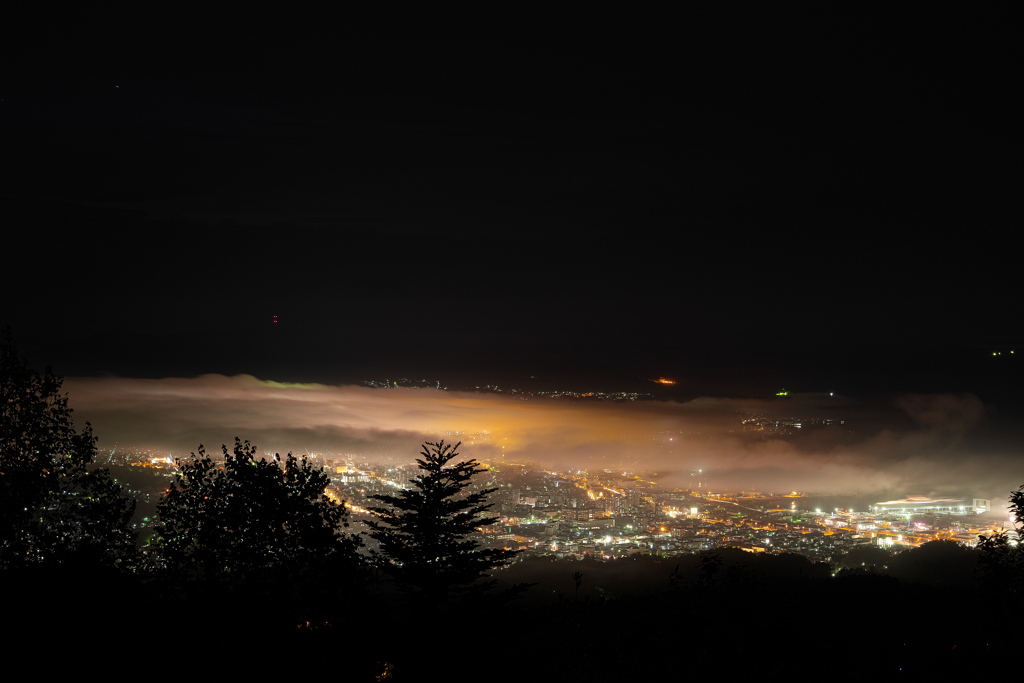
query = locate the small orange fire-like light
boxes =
[654,378,675,385]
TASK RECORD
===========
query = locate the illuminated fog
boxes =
[66,374,1024,500]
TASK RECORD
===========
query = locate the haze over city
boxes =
[6,12,1024,681]
[62,373,1019,504]
[4,10,1020,509]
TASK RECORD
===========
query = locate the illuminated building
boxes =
[872,496,990,516]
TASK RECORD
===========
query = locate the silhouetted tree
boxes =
[835,545,892,575]
[1012,485,1024,532]
[977,484,1024,594]
[696,551,723,586]
[0,330,136,570]
[365,440,519,599]
[150,438,358,581]
[888,539,978,586]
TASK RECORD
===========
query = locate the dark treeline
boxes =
[3,332,1023,680]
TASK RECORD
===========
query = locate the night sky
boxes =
[3,11,1021,495]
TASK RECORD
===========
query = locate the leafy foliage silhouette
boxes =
[151,438,357,580]
[0,329,136,569]
[977,484,1024,593]
[365,440,519,598]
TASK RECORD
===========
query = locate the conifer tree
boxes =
[365,440,518,598]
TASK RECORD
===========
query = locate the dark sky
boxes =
[3,10,1019,401]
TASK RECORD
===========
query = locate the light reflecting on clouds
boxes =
[66,374,1023,499]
